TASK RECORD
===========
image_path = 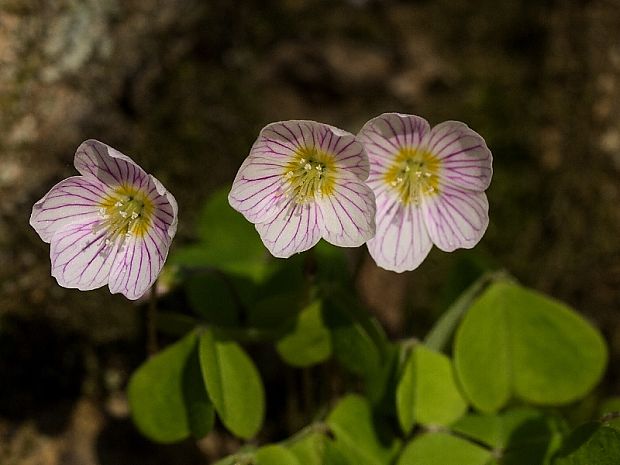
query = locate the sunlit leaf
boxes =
[327,394,401,465]
[397,432,491,465]
[198,329,265,438]
[288,430,352,465]
[128,331,214,443]
[452,407,567,465]
[396,345,467,433]
[255,445,301,465]
[454,282,607,412]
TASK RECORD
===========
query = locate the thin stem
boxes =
[147,282,158,355]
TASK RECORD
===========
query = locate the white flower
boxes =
[229,120,376,258]
[30,140,178,299]
[358,113,493,272]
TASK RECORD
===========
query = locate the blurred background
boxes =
[1,0,619,463]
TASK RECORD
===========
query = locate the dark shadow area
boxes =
[0,315,85,435]
[96,417,208,465]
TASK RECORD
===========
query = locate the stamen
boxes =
[283,147,334,204]
[384,147,441,204]
[96,187,152,247]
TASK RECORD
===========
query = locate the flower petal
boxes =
[30,176,110,243]
[255,200,321,258]
[317,123,369,181]
[262,120,369,180]
[74,139,149,189]
[367,193,432,272]
[425,121,493,191]
[316,175,376,248]
[358,112,430,167]
[148,175,178,239]
[108,226,172,300]
[229,152,288,225]
[50,220,119,291]
[422,186,489,252]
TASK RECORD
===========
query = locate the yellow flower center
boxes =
[384,147,441,205]
[97,185,154,244]
[283,146,336,204]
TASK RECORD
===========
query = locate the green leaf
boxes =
[288,430,352,465]
[327,394,401,465]
[255,445,301,465]
[452,408,567,465]
[366,342,399,409]
[128,331,214,443]
[396,345,467,433]
[454,282,607,412]
[322,291,385,377]
[170,188,271,281]
[397,432,492,465]
[425,271,505,352]
[186,272,240,326]
[553,422,620,465]
[598,397,620,431]
[276,300,332,367]
[198,329,265,438]
[289,432,325,465]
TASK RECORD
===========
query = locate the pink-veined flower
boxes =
[229,120,376,258]
[358,113,492,272]
[30,140,178,300]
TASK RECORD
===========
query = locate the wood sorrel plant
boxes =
[30,115,618,464]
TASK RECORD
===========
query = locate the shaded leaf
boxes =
[277,300,332,367]
[452,408,566,465]
[170,188,271,281]
[553,422,620,465]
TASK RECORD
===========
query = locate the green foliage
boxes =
[186,271,241,326]
[288,431,352,465]
[170,187,271,281]
[322,289,386,377]
[454,281,607,412]
[128,331,214,443]
[198,329,265,439]
[276,299,332,367]
[327,394,401,465]
[396,344,468,433]
[553,423,620,465]
[397,432,492,465]
[453,407,566,465]
[255,445,301,465]
[127,188,616,464]
[598,397,620,431]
